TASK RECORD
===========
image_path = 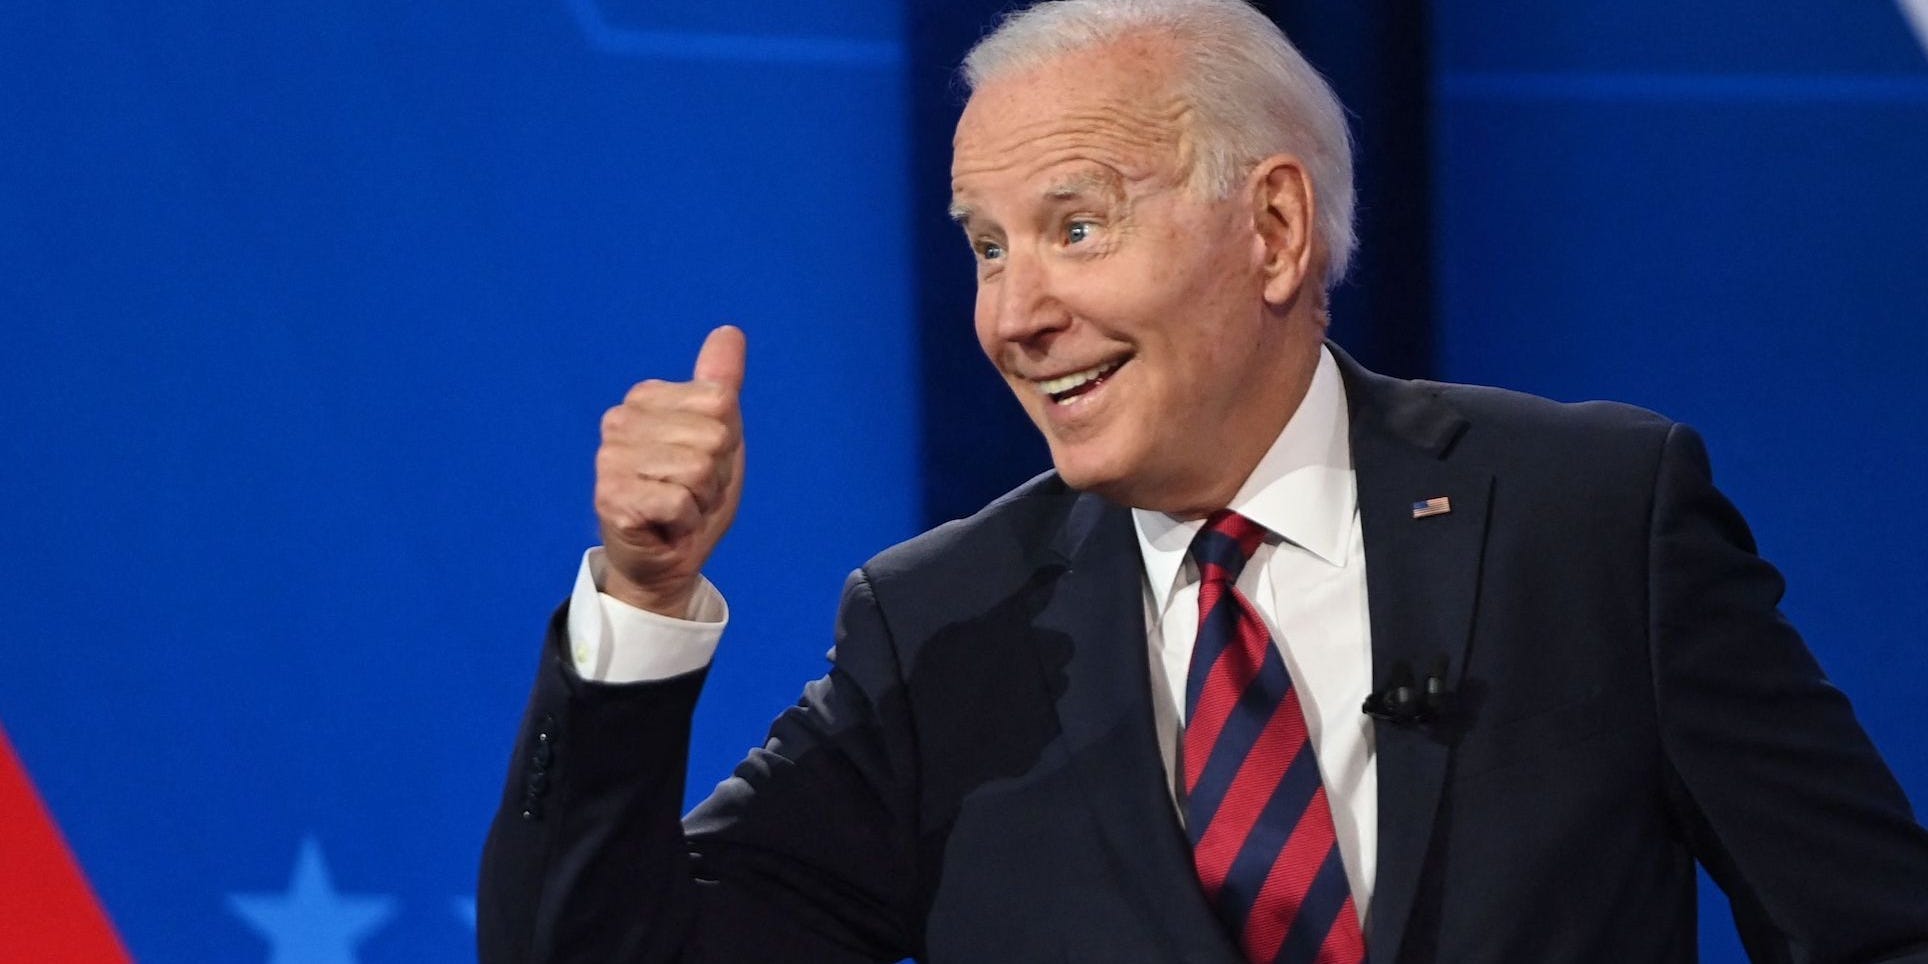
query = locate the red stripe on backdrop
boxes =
[0,727,131,962]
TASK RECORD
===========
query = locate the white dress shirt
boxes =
[566,345,1375,925]
[1129,345,1375,925]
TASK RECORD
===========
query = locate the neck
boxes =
[1157,333,1323,520]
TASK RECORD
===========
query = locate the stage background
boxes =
[2,1,1924,960]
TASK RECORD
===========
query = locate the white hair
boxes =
[961,0,1357,288]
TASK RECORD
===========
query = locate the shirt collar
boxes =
[1131,344,1356,613]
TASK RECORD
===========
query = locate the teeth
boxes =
[1036,360,1120,397]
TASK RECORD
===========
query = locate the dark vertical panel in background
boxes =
[1267,0,1435,379]
[1430,4,1928,955]
[909,2,1056,528]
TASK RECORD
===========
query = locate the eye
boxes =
[1064,220,1096,244]
[975,239,1005,261]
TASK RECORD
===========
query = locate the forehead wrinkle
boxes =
[952,135,1169,200]
[1043,168,1122,203]
[952,149,1140,222]
[952,145,1158,229]
[953,89,1194,176]
[956,112,1176,169]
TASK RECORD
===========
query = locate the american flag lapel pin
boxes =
[1411,496,1452,519]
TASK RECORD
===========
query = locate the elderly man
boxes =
[480,0,1928,960]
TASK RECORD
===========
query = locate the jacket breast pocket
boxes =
[1451,687,1613,781]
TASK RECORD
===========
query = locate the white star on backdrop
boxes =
[227,837,397,964]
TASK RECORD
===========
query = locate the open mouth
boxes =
[1037,357,1129,405]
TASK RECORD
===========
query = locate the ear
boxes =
[1249,155,1319,306]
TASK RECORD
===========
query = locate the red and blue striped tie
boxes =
[1184,510,1366,964]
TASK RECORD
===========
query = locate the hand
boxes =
[593,325,746,617]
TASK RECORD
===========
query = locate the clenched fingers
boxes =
[596,441,731,515]
[591,326,747,615]
[615,379,739,423]
[595,476,705,544]
[600,405,738,454]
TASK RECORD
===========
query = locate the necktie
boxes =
[1183,510,1366,964]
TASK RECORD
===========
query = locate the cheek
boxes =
[971,293,998,359]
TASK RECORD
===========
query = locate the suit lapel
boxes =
[1020,346,1492,963]
[1031,493,1244,962]
[1334,346,1492,964]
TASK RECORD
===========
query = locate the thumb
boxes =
[692,324,747,392]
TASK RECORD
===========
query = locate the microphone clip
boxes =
[1362,657,1451,727]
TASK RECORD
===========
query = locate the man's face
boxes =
[950,40,1318,515]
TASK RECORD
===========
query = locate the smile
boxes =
[1035,358,1128,404]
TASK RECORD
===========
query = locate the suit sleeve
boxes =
[477,571,922,963]
[1648,422,1928,962]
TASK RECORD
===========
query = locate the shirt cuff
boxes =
[566,547,727,683]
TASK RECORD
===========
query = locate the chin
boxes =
[1051,444,1214,515]
[1044,445,1101,490]
[1051,464,1108,494]
[1045,442,1137,499]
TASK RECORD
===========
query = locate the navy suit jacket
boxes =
[480,347,1928,962]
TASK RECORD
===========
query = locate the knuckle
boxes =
[593,481,631,513]
[594,448,627,481]
[641,485,691,520]
[697,420,734,453]
[680,445,716,479]
[688,382,731,417]
[624,378,670,405]
[635,445,706,485]
[594,496,633,530]
[600,405,628,436]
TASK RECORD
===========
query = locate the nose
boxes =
[985,247,1070,346]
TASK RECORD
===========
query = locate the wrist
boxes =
[599,567,698,619]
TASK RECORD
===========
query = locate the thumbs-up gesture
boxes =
[594,325,746,617]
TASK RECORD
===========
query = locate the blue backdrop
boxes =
[2,2,915,960]
[2,1,1924,961]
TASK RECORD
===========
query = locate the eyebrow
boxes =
[1042,171,1120,203]
[947,170,1125,226]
